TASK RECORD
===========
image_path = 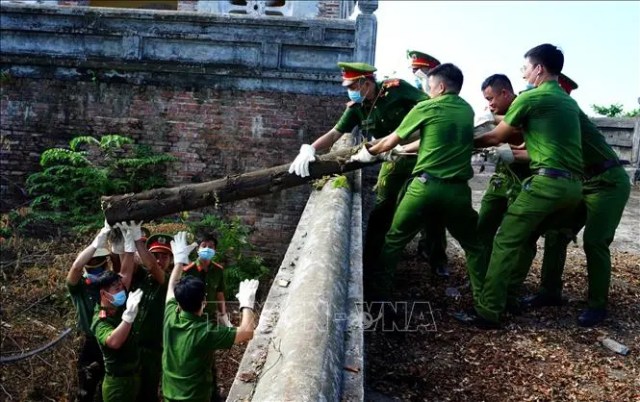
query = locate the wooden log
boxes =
[101,145,384,224]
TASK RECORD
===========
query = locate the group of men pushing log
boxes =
[288,43,630,330]
[68,42,630,401]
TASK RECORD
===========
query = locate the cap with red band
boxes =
[146,234,173,254]
[558,73,578,94]
[337,61,377,86]
[407,50,441,70]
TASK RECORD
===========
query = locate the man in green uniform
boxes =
[128,230,173,401]
[408,50,450,278]
[469,44,584,328]
[475,74,534,310]
[182,233,230,325]
[352,63,485,301]
[162,232,257,402]
[288,61,441,296]
[91,229,144,402]
[521,73,631,327]
[67,222,112,402]
[181,233,230,401]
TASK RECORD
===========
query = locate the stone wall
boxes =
[0,1,379,260]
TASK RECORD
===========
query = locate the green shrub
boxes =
[184,214,269,300]
[20,134,175,236]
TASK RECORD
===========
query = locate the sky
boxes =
[367,1,640,116]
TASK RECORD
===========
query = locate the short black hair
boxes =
[427,63,464,94]
[200,233,218,248]
[524,43,564,75]
[175,276,206,313]
[92,271,121,289]
[481,74,514,93]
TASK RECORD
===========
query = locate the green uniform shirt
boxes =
[579,110,619,167]
[183,260,225,318]
[68,280,99,335]
[131,268,169,350]
[162,298,236,401]
[395,94,475,180]
[91,306,140,376]
[334,79,428,139]
[504,81,583,175]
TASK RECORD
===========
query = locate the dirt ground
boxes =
[0,224,252,402]
[0,177,638,401]
[364,177,640,402]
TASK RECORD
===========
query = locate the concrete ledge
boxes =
[0,2,357,94]
[227,135,363,401]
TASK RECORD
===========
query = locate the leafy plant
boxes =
[184,214,270,300]
[591,104,639,118]
[20,134,175,236]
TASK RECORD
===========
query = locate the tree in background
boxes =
[591,103,640,118]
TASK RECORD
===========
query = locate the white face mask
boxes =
[414,69,429,93]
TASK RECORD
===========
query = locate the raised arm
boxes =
[67,221,110,285]
[104,288,143,349]
[166,231,197,303]
[233,279,259,344]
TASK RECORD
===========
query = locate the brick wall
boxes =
[0,77,346,260]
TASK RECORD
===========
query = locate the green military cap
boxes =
[146,233,173,254]
[558,73,578,94]
[337,61,377,86]
[407,50,441,70]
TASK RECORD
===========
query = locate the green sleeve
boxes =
[394,103,429,139]
[92,315,114,347]
[503,93,531,128]
[206,325,237,350]
[334,106,361,134]
[164,298,178,325]
[67,281,82,296]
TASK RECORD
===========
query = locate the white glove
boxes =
[288,144,316,178]
[91,220,111,250]
[235,279,259,310]
[115,222,136,253]
[217,312,233,328]
[349,145,379,163]
[489,143,515,164]
[380,144,406,162]
[474,109,495,128]
[170,231,198,265]
[121,221,142,241]
[122,288,144,324]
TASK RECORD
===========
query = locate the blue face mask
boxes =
[414,78,423,89]
[198,247,216,261]
[110,290,127,307]
[524,83,536,90]
[347,89,364,103]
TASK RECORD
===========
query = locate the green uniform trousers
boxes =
[476,175,583,323]
[137,347,162,402]
[363,157,448,278]
[537,167,631,308]
[373,177,484,300]
[102,374,140,402]
[477,173,537,306]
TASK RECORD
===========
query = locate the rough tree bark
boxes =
[101,145,382,224]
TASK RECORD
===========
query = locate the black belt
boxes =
[416,172,467,184]
[534,168,575,180]
[584,159,629,178]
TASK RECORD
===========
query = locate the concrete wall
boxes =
[0,1,378,261]
[227,134,364,401]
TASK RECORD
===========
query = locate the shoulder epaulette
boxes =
[212,262,224,270]
[182,262,196,272]
[383,79,401,89]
